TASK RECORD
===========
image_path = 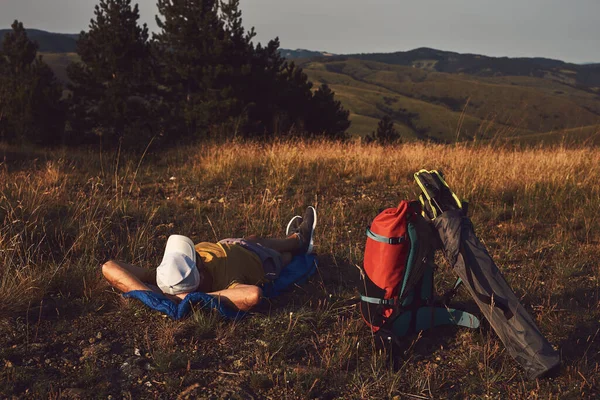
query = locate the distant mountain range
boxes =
[3,28,599,143]
[0,28,78,53]
[325,48,600,88]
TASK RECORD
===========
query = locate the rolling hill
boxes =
[306,47,600,89]
[300,56,600,141]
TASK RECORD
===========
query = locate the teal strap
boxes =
[454,278,463,289]
[360,295,397,306]
[391,307,480,337]
[399,222,418,299]
[391,311,412,337]
[366,227,406,245]
[415,307,480,331]
[401,290,414,307]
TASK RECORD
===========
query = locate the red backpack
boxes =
[360,200,436,332]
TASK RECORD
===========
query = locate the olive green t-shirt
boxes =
[195,242,265,291]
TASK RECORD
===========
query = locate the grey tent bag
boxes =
[415,170,560,380]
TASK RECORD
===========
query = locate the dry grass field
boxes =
[0,140,598,398]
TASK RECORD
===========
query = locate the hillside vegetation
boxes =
[337,47,600,88]
[0,141,598,398]
[303,58,600,141]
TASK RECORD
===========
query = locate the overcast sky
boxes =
[1,0,599,63]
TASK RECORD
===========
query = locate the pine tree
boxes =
[0,21,65,145]
[68,0,155,147]
[274,61,314,135]
[368,115,400,144]
[307,84,351,139]
[153,0,351,140]
[154,0,229,138]
[1,21,37,74]
[218,0,263,135]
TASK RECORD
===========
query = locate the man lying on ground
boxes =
[102,207,317,312]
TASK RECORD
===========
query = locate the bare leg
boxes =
[245,236,297,270]
[209,284,262,311]
[245,234,301,254]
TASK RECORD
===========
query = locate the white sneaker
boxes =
[285,215,303,236]
[298,206,317,254]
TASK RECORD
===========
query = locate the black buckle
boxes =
[388,236,405,245]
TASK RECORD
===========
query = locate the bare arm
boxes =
[209,284,263,311]
[102,260,157,293]
[175,284,263,312]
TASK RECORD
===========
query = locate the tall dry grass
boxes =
[0,140,598,398]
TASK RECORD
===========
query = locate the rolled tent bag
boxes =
[415,170,560,380]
